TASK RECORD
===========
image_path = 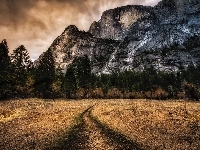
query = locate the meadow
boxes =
[92,100,200,149]
[0,99,199,149]
[0,99,96,149]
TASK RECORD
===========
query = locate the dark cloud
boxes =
[0,0,160,59]
[0,0,38,28]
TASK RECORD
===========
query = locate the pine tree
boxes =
[11,45,32,69]
[65,55,91,98]
[76,55,91,97]
[52,66,65,98]
[11,45,33,98]
[34,49,55,99]
[65,64,78,99]
[0,39,12,99]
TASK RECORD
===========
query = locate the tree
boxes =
[76,55,91,97]
[52,66,65,98]
[65,64,78,99]
[11,45,33,98]
[0,39,12,99]
[65,55,92,98]
[34,49,55,99]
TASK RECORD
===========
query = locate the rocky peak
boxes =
[45,22,120,73]
[63,25,79,35]
[65,25,78,31]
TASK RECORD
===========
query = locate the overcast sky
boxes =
[0,0,160,60]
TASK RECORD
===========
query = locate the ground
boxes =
[0,99,200,150]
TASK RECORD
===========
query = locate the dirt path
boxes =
[58,107,141,150]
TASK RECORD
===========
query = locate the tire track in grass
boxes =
[56,106,142,150]
[50,107,91,150]
[88,108,142,150]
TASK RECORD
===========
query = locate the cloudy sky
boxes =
[0,0,160,60]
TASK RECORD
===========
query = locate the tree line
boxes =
[0,39,199,100]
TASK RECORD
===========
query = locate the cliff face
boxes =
[48,25,119,73]
[89,5,153,40]
[39,0,200,74]
[102,0,200,72]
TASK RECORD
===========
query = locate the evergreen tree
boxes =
[52,66,65,98]
[76,55,91,97]
[34,49,55,99]
[0,39,12,99]
[11,45,33,98]
[65,64,78,99]
[11,45,32,70]
[65,55,91,98]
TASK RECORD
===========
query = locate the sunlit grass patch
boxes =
[0,99,96,150]
[92,99,200,150]
[1,99,199,149]
[0,108,25,123]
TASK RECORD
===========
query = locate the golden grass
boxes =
[0,98,96,150]
[1,99,199,150]
[92,99,200,150]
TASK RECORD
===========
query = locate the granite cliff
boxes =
[38,0,200,74]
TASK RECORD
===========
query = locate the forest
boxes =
[0,39,200,100]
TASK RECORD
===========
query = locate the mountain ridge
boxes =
[38,0,200,74]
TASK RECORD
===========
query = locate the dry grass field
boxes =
[92,99,200,150]
[0,99,96,150]
[0,99,199,150]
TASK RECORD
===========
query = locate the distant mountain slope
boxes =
[48,25,119,73]
[38,0,200,74]
[101,0,200,72]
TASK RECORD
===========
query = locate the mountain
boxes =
[47,25,119,74]
[39,0,200,74]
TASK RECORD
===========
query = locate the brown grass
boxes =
[92,99,200,150]
[0,98,96,150]
[1,99,199,150]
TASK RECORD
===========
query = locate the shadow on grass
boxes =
[48,106,145,150]
[88,109,144,150]
[49,107,92,150]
